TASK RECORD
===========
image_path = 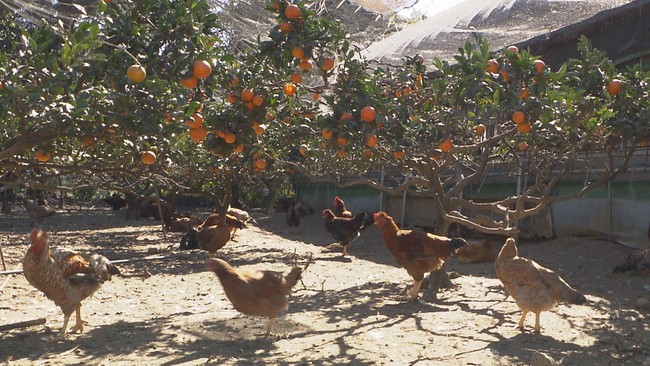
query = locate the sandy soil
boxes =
[0,205,649,366]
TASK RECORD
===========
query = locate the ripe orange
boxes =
[180,76,198,89]
[360,105,376,122]
[279,21,292,33]
[189,126,208,142]
[140,151,157,165]
[230,75,240,87]
[393,150,406,159]
[337,150,347,158]
[193,60,212,79]
[283,82,297,96]
[185,112,203,128]
[252,94,264,107]
[312,92,320,101]
[512,111,526,125]
[533,59,546,75]
[486,59,499,74]
[517,122,532,134]
[265,112,276,121]
[290,72,303,83]
[224,132,237,144]
[362,149,373,158]
[366,134,378,147]
[127,64,146,83]
[35,149,51,162]
[285,4,301,19]
[291,46,304,59]
[81,136,95,147]
[518,89,530,100]
[241,88,254,102]
[518,141,528,152]
[299,144,308,156]
[506,45,519,53]
[337,136,348,146]
[234,144,245,153]
[438,139,453,153]
[298,59,313,71]
[322,128,333,139]
[216,129,227,138]
[321,57,335,71]
[254,159,267,170]
[607,79,623,95]
[339,112,353,122]
[475,124,486,135]
[243,102,254,111]
[254,124,266,135]
[227,94,238,103]
[500,70,510,83]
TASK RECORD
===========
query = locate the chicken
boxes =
[22,228,120,339]
[613,246,650,275]
[24,199,56,226]
[456,239,497,264]
[322,209,373,256]
[333,196,353,218]
[294,198,314,216]
[286,204,300,229]
[102,193,128,211]
[227,206,255,236]
[495,237,587,333]
[169,215,201,233]
[179,214,246,253]
[373,211,467,300]
[205,255,311,335]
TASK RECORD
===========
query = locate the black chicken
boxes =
[322,209,374,256]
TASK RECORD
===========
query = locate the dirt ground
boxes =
[1,205,649,365]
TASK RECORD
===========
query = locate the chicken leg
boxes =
[533,312,541,333]
[518,310,528,331]
[59,312,73,339]
[405,279,423,301]
[265,317,275,336]
[69,305,87,333]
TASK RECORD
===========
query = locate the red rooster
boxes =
[322,209,373,256]
[22,229,120,339]
[374,211,467,300]
[333,196,353,218]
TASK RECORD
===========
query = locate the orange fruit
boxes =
[533,59,546,75]
[241,88,254,102]
[140,151,156,165]
[127,65,146,83]
[486,59,499,74]
[285,4,301,19]
[366,134,378,147]
[185,112,203,128]
[216,129,227,138]
[322,128,333,139]
[475,123,486,135]
[252,94,264,107]
[402,86,412,96]
[189,126,208,142]
[337,136,348,146]
[209,166,221,174]
[234,144,244,153]
[254,124,266,135]
[230,75,240,87]
[193,60,212,79]
[506,45,519,53]
[360,105,376,122]
[438,139,453,152]
[518,89,530,100]
[512,111,526,125]
[180,76,197,89]
[312,92,320,101]
[243,102,254,111]
[81,136,95,147]
[254,159,267,170]
[392,150,406,159]
[321,57,335,71]
[517,122,532,133]
[414,55,424,65]
[291,46,304,59]
[500,70,510,83]
[362,149,373,158]
[279,21,292,33]
[339,112,353,122]
[227,94,238,103]
[337,150,347,158]
[298,59,313,71]
[35,149,50,162]
[265,112,276,121]
[299,144,308,156]
[290,72,303,83]
[607,79,623,95]
[283,82,297,96]
[224,132,237,144]
[518,141,528,152]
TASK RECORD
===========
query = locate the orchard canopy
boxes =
[1,0,649,235]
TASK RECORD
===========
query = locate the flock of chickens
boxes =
[18,195,650,339]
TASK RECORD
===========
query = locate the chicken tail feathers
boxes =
[552,277,588,305]
[449,238,468,251]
